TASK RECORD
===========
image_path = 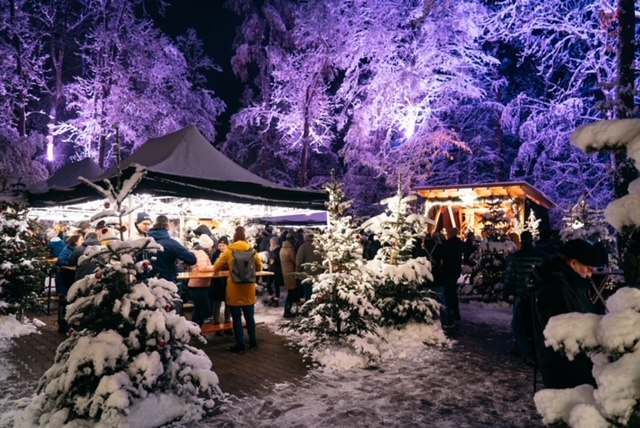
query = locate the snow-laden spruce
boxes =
[533,118,640,426]
[14,169,223,427]
[15,239,223,427]
[534,287,640,427]
[285,180,446,369]
[0,202,47,320]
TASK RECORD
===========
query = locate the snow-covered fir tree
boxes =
[530,119,640,426]
[465,198,514,302]
[525,211,541,239]
[17,168,223,427]
[0,200,47,320]
[560,196,617,268]
[286,176,382,362]
[287,178,445,367]
[0,201,47,316]
[362,187,441,327]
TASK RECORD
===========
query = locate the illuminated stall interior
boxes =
[413,182,555,238]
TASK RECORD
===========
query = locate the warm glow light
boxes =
[400,105,418,138]
[46,135,54,161]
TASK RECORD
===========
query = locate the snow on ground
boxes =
[198,301,540,427]
[0,303,541,427]
[0,315,46,428]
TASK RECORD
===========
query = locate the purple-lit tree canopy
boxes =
[0,0,224,172]
[0,0,637,215]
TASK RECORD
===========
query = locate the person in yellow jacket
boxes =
[213,226,263,354]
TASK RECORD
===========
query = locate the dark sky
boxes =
[153,1,243,144]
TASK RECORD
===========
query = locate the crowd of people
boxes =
[43,212,640,389]
[44,213,327,354]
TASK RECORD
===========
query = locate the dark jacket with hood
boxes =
[530,257,597,389]
[147,228,196,282]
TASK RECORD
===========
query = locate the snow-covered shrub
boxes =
[534,287,640,427]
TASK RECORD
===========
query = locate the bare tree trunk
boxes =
[9,0,26,136]
[299,85,313,187]
[614,0,637,198]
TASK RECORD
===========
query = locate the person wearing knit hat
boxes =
[197,233,214,250]
[529,238,599,390]
[188,232,216,326]
[130,212,153,240]
[147,215,196,283]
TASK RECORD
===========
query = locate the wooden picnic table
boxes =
[177,270,274,280]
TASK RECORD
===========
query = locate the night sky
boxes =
[153,1,242,144]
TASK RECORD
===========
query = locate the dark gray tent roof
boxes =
[27,158,105,194]
[253,211,328,226]
[27,125,327,209]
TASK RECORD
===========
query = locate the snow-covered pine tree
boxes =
[362,187,440,327]
[530,119,640,426]
[560,196,617,268]
[524,211,541,239]
[286,175,382,361]
[464,198,514,302]
[17,167,223,427]
[0,200,47,320]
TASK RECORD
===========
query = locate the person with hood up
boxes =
[531,238,599,389]
[188,234,216,326]
[212,226,263,354]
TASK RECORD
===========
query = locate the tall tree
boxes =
[483,0,638,211]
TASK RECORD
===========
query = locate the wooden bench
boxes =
[200,321,265,334]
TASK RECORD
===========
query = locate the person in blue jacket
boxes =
[147,215,196,283]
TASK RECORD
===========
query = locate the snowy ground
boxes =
[0,303,543,427]
[199,301,542,427]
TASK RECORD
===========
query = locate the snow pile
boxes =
[535,287,640,426]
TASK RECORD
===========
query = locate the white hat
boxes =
[198,234,214,249]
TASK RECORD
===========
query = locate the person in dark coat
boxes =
[531,239,599,389]
[502,231,545,361]
[71,232,102,281]
[209,236,231,333]
[147,215,196,282]
[434,228,464,326]
[462,231,477,266]
[296,232,323,301]
[263,236,283,306]
[55,233,83,333]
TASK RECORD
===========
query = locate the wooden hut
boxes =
[413,181,555,237]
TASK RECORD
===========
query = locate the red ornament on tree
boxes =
[104,202,110,209]
[101,228,108,235]
[120,225,127,233]
[95,272,103,280]
[142,262,151,271]
[164,304,173,312]
[158,340,166,348]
